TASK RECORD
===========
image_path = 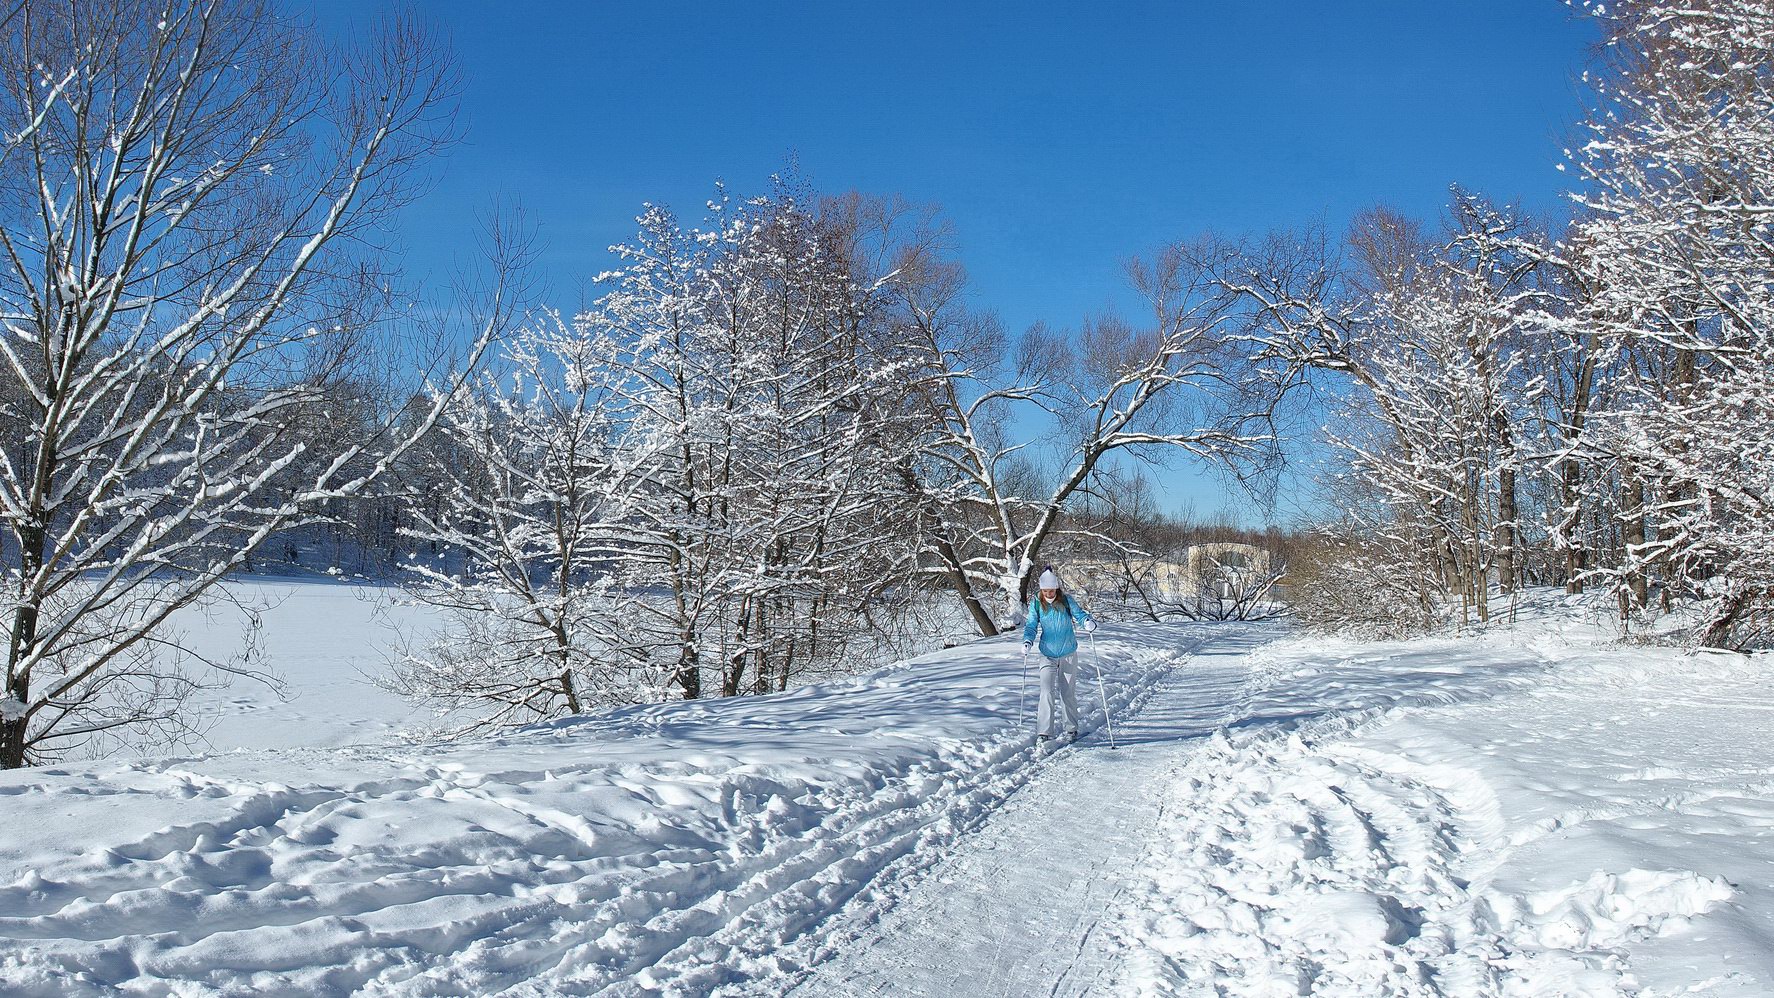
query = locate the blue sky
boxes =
[306,1,1598,520]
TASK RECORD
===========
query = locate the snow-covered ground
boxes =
[177,577,434,752]
[1108,612,1774,996]
[0,586,1768,996]
[0,607,1199,995]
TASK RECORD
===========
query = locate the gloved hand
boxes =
[1083,620,1096,634]
[1022,641,1034,654]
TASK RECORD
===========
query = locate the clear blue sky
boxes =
[306,1,1599,520]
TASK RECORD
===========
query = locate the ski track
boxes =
[780,630,1568,998]
[0,626,1204,996]
[780,631,1260,998]
[8,613,1748,996]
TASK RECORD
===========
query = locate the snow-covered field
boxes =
[177,578,434,752]
[0,584,1768,996]
[1108,620,1774,996]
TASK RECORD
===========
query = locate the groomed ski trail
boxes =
[785,631,1269,998]
[778,626,1576,998]
[0,620,1571,996]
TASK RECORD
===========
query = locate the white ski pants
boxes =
[1037,653,1081,737]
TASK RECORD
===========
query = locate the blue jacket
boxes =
[1022,593,1093,659]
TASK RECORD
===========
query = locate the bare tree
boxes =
[901,242,1282,634]
[387,312,650,736]
[0,0,493,766]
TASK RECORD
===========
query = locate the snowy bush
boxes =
[1285,534,1442,639]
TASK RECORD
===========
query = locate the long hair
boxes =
[1033,564,1070,612]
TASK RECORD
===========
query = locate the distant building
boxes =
[1181,543,1273,599]
[1056,542,1276,602]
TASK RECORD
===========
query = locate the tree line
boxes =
[1217,0,1774,649]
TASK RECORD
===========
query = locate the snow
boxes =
[0,599,1194,994]
[1109,610,1774,996]
[0,586,1770,995]
[176,578,434,751]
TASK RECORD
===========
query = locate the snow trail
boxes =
[9,601,1760,996]
[785,631,1264,997]
[781,628,1565,998]
[0,622,1202,995]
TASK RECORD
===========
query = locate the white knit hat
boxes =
[1037,568,1061,590]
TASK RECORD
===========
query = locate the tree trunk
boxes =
[667,551,701,699]
[675,632,701,700]
[1560,333,1598,594]
[895,462,998,636]
[1562,454,1587,594]
[722,597,750,697]
[1497,464,1519,596]
[722,653,744,698]
[559,667,582,715]
[749,599,769,696]
[953,563,1000,637]
[1621,472,1650,611]
[4,518,47,769]
[1699,589,1751,649]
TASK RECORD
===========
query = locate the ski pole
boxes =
[1017,645,1031,726]
[1087,631,1116,748]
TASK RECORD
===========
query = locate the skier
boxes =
[1021,566,1095,743]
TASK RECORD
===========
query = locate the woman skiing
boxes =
[1021,566,1095,743]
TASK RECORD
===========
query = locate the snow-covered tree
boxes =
[388,314,652,734]
[1518,236,1617,596]
[1564,0,1774,645]
[580,203,721,700]
[0,1,491,765]
[897,240,1281,634]
[1210,3,1774,647]
[1217,198,1552,625]
[581,187,924,700]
